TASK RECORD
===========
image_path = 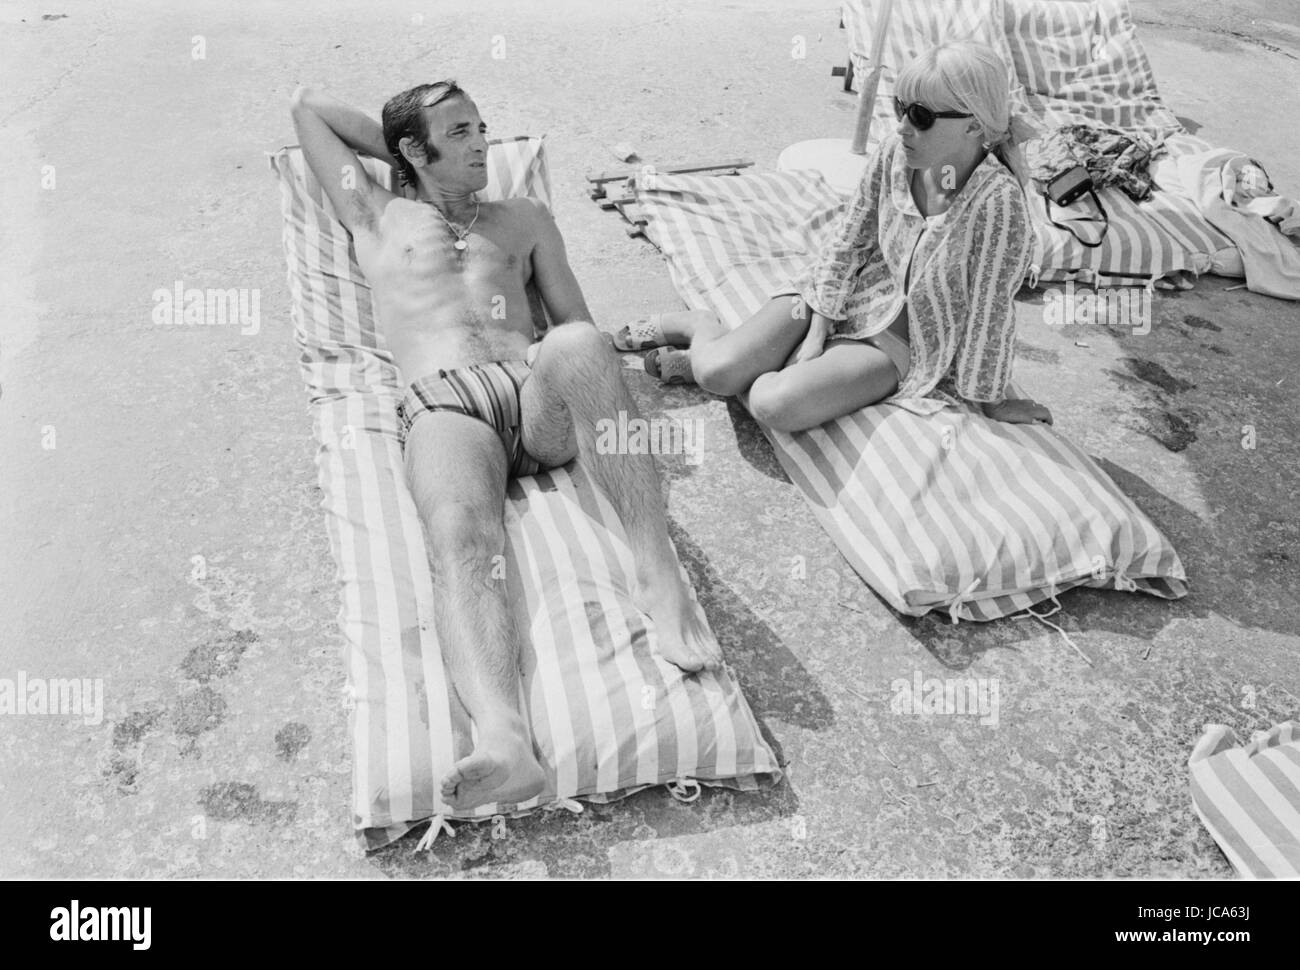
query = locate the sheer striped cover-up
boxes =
[796,133,1035,416]
[269,138,780,851]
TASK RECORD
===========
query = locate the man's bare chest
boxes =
[360,201,534,287]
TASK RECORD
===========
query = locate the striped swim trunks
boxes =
[397,359,544,478]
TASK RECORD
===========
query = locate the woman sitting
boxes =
[616,40,1053,431]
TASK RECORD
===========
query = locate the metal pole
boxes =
[850,0,894,155]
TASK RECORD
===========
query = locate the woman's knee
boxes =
[691,341,752,397]
[748,372,809,432]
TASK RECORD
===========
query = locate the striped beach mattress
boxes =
[1190,721,1300,878]
[839,0,1237,285]
[268,137,781,851]
[632,165,1188,621]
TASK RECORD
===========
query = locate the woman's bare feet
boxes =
[440,722,546,811]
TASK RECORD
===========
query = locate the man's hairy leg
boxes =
[405,412,545,810]
[520,322,722,673]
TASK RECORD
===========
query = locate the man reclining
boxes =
[290,81,720,811]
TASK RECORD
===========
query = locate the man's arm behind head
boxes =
[290,86,397,237]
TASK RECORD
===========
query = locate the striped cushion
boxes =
[1025,177,1235,285]
[1189,722,1300,878]
[1005,1,1235,283]
[268,139,780,851]
[633,167,1188,620]
[1003,0,1183,138]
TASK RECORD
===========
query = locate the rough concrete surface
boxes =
[1,0,1297,879]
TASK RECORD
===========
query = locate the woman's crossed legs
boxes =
[656,296,900,433]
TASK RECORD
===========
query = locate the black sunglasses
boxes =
[893,97,973,131]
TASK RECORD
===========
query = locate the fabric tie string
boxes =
[413,814,456,853]
[947,578,983,625]
[667,778,702,803]
[1011,587,1094,666]
[543,797,585,815]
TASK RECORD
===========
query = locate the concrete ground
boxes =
[1,0,1297,879]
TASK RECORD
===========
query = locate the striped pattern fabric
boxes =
[1004,0,1235,281]
[397,361,542,477]
[268,138,780,851]
[1003,0,1182,138]
[1024,177,1234,284]
[633,166,1188,620]
[1189,722,1300,878]
[837,0,1236,285]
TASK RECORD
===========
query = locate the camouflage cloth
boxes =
[1028,123,1163,202]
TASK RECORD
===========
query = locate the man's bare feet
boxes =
[635,566,724,673]
[439,725,546,811]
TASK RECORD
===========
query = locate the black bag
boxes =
[1043,165,1109,248]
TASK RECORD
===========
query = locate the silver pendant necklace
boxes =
[426,199,480,252]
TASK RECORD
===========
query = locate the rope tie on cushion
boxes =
[543,797,585,815]
[413,814,456,853]
[1011,587,1094,667]
[947,578,982,625]
[667,778,701,803]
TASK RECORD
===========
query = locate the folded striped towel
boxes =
[1189,721,1300,878]
[633,165,1188,621]
[269,137,781,851]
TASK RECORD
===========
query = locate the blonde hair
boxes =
[895,40,1032,185]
